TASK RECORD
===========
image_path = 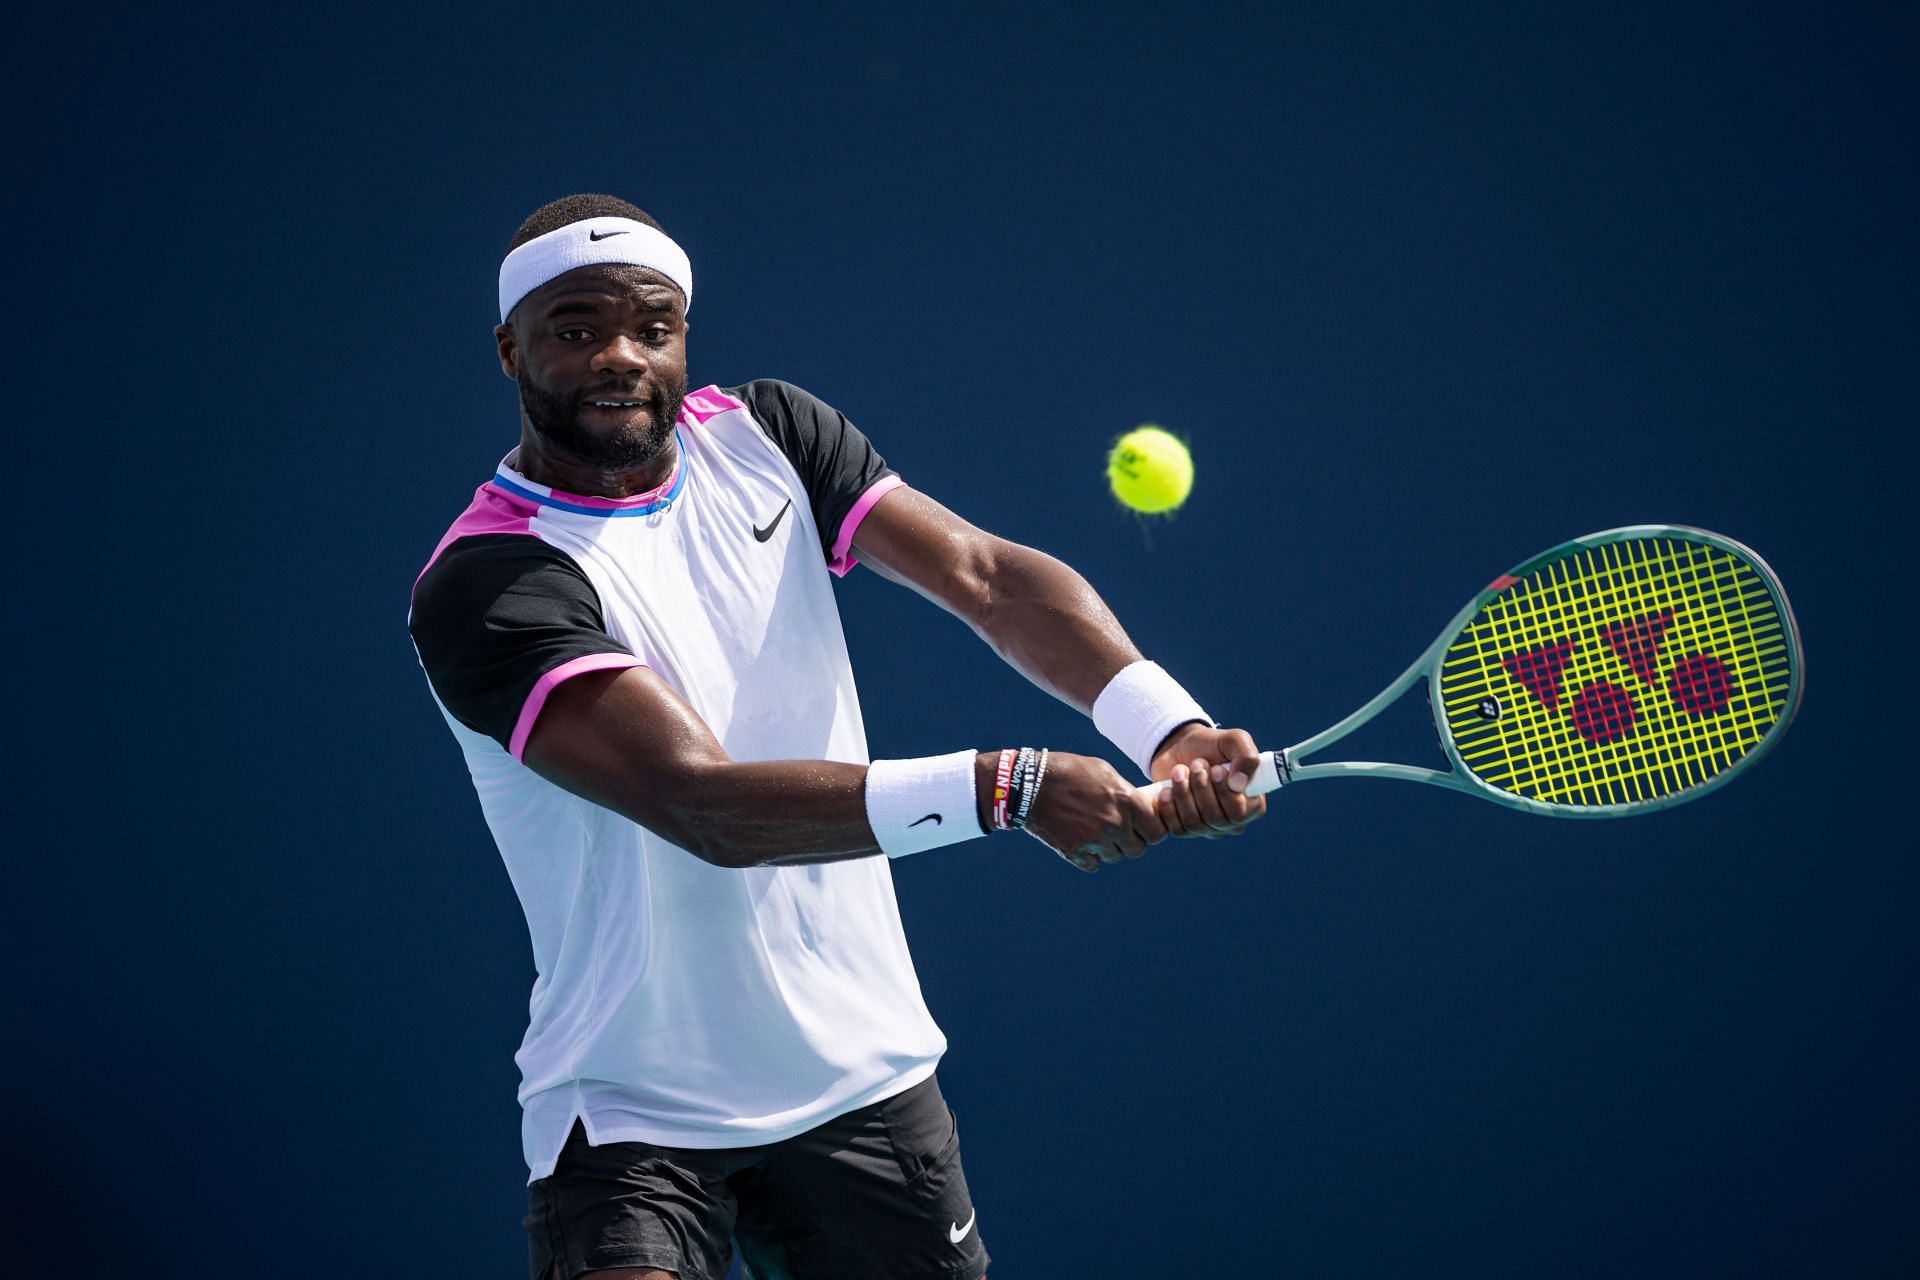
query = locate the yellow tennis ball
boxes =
[1107,425,1193,514]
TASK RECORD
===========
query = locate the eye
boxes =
[643,324,673,344]
[557,327,591,342]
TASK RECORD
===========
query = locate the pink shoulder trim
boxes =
[827,476,908,577]
[415,482,537,587]
[680,385,747,425]
[509,653,648,761]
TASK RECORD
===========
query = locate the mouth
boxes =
[579,394,655,423]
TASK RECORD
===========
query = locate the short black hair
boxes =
[507,194,664,252]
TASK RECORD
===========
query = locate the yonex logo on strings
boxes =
[1499,609,1734,745]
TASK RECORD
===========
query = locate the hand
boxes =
[1148,723,1268,839]
[1021,752,1171,873]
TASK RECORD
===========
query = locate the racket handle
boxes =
[1136,750,1286,802]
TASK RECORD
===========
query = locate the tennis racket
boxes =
[1147,526,1802,817]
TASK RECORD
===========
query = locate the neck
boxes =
[513,426,680,499]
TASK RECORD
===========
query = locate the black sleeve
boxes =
[727,380,898,560]
[408,534,639,751]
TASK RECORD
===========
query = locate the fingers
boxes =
[1214,732,1271,830]
[1190,757,1235,830]
[1207,756,1268,827]
[1027,753,1165,872]
[1215,727,1259,773]
[1161,757,1229,836]
[1162,761,1207,836]
[1223,759,1260,794]
[1126,786,1167,857]
[1217,749,1269,829]
[1193,727,1266,800]
[1162,756,1269,837]
[1096,788,1165,864]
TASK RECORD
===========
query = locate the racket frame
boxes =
[1263,524,1804,818]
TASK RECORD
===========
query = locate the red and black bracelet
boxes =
[991,748,1017,830]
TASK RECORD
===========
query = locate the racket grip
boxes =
[1136,750,1285,802]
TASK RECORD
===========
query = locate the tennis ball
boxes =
[1107,425,1193,514]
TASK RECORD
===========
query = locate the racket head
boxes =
[1425,526,1802,817]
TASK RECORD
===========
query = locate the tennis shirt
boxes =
[409,381,946,1181]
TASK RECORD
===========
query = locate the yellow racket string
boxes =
[1438,535,1794,807]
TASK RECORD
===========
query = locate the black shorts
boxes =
[525,1074,989,1280]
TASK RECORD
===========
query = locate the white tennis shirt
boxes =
[409,382,945,1181]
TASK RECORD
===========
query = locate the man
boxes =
[409,193,1267,1280]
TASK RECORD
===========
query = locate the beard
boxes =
[517,366,688,473]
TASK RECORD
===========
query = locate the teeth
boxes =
[593,401,643,407]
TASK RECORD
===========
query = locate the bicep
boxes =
[849,485,1001,618]
[521,664,731,848]
[850,484,1140,710]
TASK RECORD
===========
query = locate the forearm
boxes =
[962,540,1143,712]
[526,667,1000,868]
[530,737,875,867]
[687,754,1010,866]
[961,544,1219,778]
[667,758,882,867]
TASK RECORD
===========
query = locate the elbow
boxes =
[658,819,735,868]
[656,770,764,870]
[955,533,1017,630]
[689,836,759,870]
[648,815,757,870]
[593,761,753,869]
[646,824,741,871]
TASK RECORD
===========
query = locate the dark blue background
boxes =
[16,3,1914,1274]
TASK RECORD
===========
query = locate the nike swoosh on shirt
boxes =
[753,499,793,542]
[949,1208,977,1245]
[909,813,942,827]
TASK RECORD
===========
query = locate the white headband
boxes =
[497,217,694,322]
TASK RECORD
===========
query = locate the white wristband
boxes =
[865,750,984,858]
[1091,660,1211,778]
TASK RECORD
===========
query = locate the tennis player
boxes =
[409,194,1267,1280]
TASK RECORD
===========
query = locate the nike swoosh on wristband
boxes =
[909,813,942,827]
[949,1208,977,1245]
[753,499,793,542]
[588,229,629,240]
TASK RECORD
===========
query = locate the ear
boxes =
[494,322,519,380]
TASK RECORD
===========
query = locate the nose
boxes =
[592,333,651,376]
